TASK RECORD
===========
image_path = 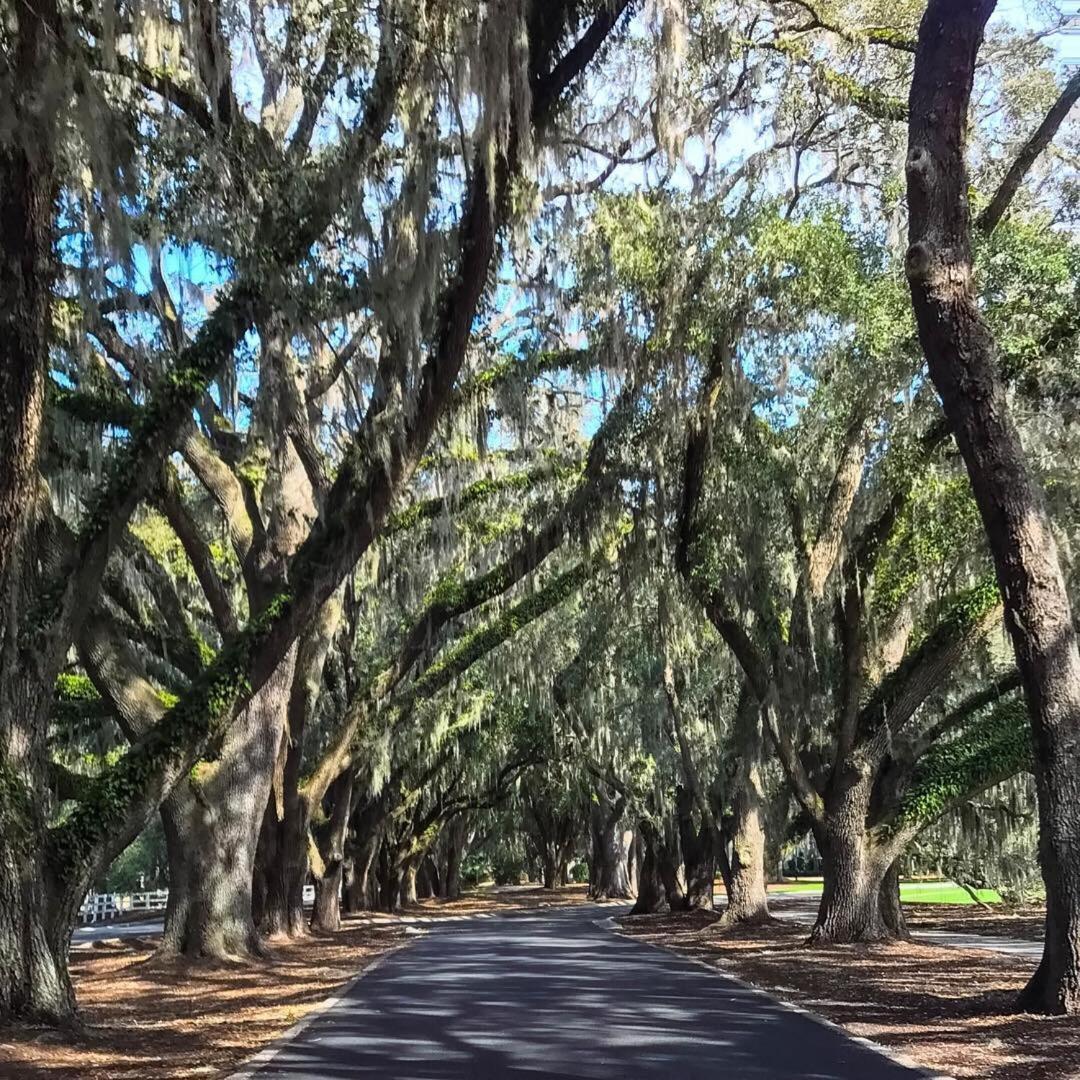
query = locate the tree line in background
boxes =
[3,0,1080,1028]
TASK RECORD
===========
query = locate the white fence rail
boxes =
[79,885,318,924]
[79,889,169,924]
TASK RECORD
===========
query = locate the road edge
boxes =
[225,941,412,1079]
[598,917,957,1080]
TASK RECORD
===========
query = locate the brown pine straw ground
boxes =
[0,885,589,1080]
[618,904,1080,1080]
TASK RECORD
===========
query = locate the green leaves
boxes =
[892,698,1032,834]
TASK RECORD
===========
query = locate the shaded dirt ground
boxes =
[0,886,588,1080]
[618,908,1080,1080]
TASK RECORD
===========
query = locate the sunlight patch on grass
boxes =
[768,879,1001,904]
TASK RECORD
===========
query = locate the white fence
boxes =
[79,889,169,923]
[79,885,318,924]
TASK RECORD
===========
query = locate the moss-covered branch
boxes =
[395,560,591,718]
[48,377,142,429]
[857,575,1001,739]
[759,36,908,122]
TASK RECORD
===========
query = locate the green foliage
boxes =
[892,698,1032,834]
[99,817,168,891]
[873,471,985,617]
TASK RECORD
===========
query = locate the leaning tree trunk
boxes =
[160,654,295,959]
[907,0,1080,1013]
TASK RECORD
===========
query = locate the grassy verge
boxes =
[769,879,1001,904]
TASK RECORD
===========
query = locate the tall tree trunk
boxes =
[0,0,53,597]
[379,842,402,912]
[541,850,559,890]
[721,768,770,925]
[677,786,715,911]
[629,820,670,915]
[256,596,340,937]
[907,0,1080,1013]
[159,653,295,959]
[0,0,66,1026]
[588,797,633,900]
[441,816,469,899]
[721,709,770,925]
[345,799,385,911]
[311,772,353,933]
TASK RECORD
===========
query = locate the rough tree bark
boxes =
[906,0,1080,1013]
[588,793,634,900]
[257,594,341,937]
[160,652,297,958]
[809,771,892,943]
[311,772,354,933]
[677,786,716,911]
[878,860,910,940]
[629,819,673,915]
[0,0,66,1025]
[721,755,770,925]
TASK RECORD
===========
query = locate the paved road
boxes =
[248,905,926,1079]
[72,919,164,946]
[769,895,1042,960]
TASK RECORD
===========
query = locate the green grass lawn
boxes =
[768,879,1001,904]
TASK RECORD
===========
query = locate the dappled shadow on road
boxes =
[260,907,921,1080]
[619,909,1080,1080]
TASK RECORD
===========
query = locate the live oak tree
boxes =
[0,0,633,1023]
[905,0,1080,1013]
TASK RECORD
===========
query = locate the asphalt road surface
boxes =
[72,919,164,946]
[247,905,928,1079]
